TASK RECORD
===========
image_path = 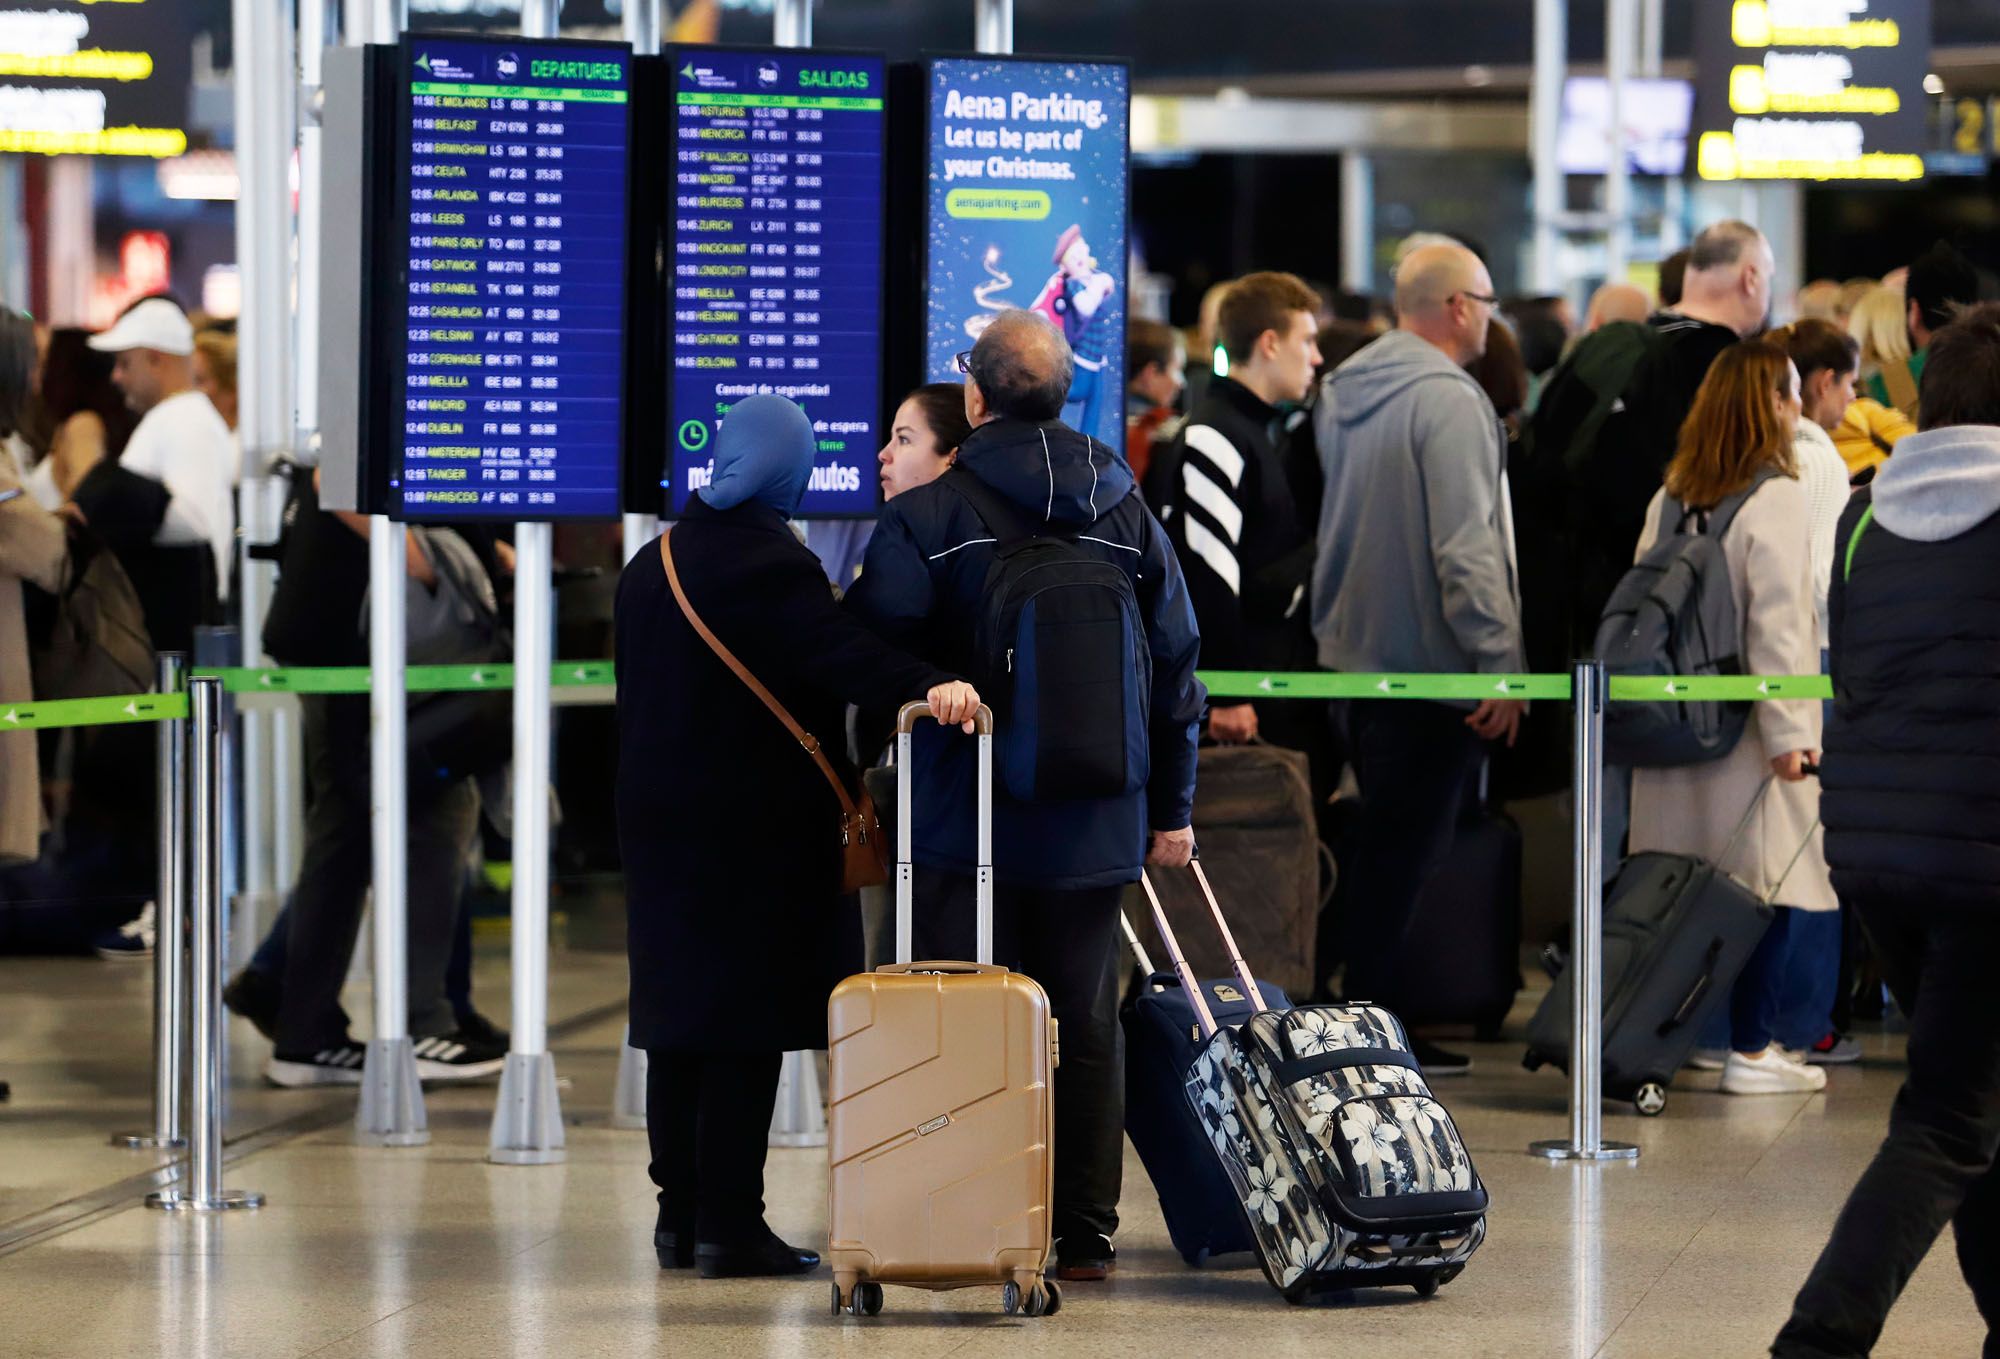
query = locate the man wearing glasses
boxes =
[1307,241,1524,1076]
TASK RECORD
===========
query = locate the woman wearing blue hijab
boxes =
[614,395,978,1279]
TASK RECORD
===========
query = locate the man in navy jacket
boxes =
[847,309,1204,1281]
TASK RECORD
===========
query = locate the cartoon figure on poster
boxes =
[1030,225,1116,436]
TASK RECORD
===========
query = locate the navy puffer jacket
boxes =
[1823,424,2000,910]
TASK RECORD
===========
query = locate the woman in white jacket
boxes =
[1627,339,1837,1096]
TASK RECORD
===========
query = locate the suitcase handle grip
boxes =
[874,961,1009,977]
[895,699,994,736]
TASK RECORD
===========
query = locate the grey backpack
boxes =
[1593,470,1776,768]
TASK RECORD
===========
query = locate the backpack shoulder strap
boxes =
[942,464,1041,545]
[1843,501,1877,582]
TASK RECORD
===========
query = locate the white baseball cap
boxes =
[88,297,195,356]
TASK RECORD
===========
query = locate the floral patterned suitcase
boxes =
[1142,868,1488,1304]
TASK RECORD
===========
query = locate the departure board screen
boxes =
[668,48,886,517]
[397,36,631,520]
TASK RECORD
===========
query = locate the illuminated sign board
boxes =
[921,58,1129,451]
[0,0,189,157]
[1693,0,1930,182]
[662,47,887,518]
[392,35,632,520]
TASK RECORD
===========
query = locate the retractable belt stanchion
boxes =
[148,677,265,1212]
[1530,659,1639,1163]
[115,653,189,1151]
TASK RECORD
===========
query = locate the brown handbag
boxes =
[660,531,889,893]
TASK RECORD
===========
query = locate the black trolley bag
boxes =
[1142,867,1488,1303]
[1524,779,1809,1116]
[1119,871,1290,1268]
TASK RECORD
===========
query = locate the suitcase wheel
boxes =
[1002,1279,1059,1318]
[836,1281,883,1317]
[1634,1083,1668,1117]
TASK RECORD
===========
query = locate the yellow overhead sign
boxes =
[0,0,188,157]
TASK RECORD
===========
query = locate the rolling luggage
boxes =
[1129,742,1323,997]
[1144,869,1489,1304]
[1524,783,1795,1116]
[1119,874,1291,1268]
[1389,808,1524,1037]
[826,702,1061,1320]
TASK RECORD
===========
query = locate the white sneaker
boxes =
[1721,1048,1828,1095]
[1687,1047,1729,1072]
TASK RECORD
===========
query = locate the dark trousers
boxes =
[1328,700,1485,1009]
[250,880,478,1023]
[1773,901,2000,1358]
[913,865,1124,1243]
[646,1047,782,1245]
[275,696,477,1052]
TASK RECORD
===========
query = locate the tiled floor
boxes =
[0,945,1987,1358]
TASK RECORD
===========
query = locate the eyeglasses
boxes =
[952,349,974,375]
[1454,291,1500,309]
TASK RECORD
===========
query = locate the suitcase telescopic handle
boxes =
[1141,871,1217,1037]
[1187,858,1270,1015]
[893,701,995,968]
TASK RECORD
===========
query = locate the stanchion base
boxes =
[112,1133,187,1150]
[1528,1139,1641,1162]
[488,1051,566,1166]
[145,1188,265,1212]
[356,1036,430,1147]
[610,1042,648,1131]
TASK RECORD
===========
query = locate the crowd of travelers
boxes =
[3,222,1997,1352]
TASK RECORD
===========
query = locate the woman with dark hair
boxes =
[0,309,70,865]
[1470,316,1531,443]
[35,327,137,502]
[877,382,972,501]
[1626,339,1836,1096]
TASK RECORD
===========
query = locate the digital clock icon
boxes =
[678,420,710,452]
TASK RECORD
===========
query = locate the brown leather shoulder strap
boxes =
[659,529,858,816]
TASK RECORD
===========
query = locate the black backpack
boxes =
[25,525,154,701]
[1593,471,1776,768]
[943,468,1151,802]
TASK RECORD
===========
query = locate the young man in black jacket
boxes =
[1154,271,1323,748]
[1774,303,2000,1358]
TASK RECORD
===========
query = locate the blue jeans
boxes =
[1700,905,1796,1053]
[1774,909,1843,1051]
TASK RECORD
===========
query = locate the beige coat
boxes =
[0,442,68,863]
[1627,475,1838,911]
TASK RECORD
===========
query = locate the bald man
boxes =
[1309,242,1524,1076]
[1585,282,1652,333]
[847,306,1205,1281]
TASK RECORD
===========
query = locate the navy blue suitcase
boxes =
[1120,895,1291,1267]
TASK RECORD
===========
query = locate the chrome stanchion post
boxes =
[148,677,264,1211]
[357,519,428,1146]
[488,520,565,1165]
[768,1051,826,1148]
[116,653,189,1151]
[1532,660,1638,1162]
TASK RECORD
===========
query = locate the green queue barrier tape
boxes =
[1199,670,1573,702]
[0,691,189,732]
[2,666,1836,732]
[1606,674,1832,702]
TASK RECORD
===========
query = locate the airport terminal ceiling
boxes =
[184,1,2000,92]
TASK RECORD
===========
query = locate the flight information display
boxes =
[667,48,886,517]
[396,35,631,520]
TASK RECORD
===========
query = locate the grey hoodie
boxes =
[1868,423,2000,542]
[1310,329,1524,691]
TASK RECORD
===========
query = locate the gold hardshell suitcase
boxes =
[826,702,1061,1319]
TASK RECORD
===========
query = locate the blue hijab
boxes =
[697,394,816,517]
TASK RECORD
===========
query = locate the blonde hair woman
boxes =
[1838,286,1918,478]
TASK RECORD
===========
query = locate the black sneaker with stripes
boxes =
[266,1040,367,1088]
[412,1029,507,1083]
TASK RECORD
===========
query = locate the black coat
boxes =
[1823,487,2000,910]
[613,497,953,1051]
